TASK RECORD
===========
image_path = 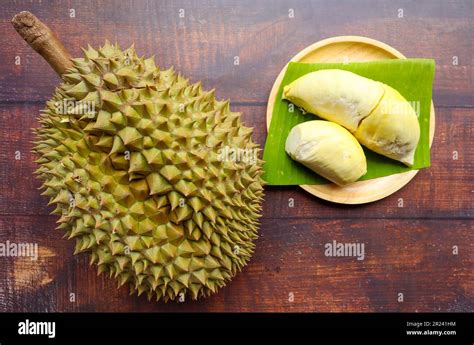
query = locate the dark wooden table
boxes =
[0,0,472,312]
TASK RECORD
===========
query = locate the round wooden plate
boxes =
[266,36,435,204]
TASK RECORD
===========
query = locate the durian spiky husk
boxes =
[33,41,264,302]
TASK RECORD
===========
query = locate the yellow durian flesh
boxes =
[282,69,384,132]
[354,84,420,166]
[285,120,367,186]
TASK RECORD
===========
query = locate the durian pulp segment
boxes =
[285,120,367,186]
[354,84,420,166]
[282,69,385,132]
[34,42,264,302]
[282,69,421,166]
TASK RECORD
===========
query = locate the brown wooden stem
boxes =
[12,11,73,76]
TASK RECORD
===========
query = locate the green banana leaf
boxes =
[263,59,435,185]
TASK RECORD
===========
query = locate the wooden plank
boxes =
[0,0,472,106]
[1,104,472,218]
[0,215,471,312]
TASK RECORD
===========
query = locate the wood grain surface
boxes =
[0,0,472,312]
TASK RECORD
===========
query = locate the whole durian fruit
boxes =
[33,42,264,301]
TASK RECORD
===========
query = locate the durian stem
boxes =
[11,11,73,76]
